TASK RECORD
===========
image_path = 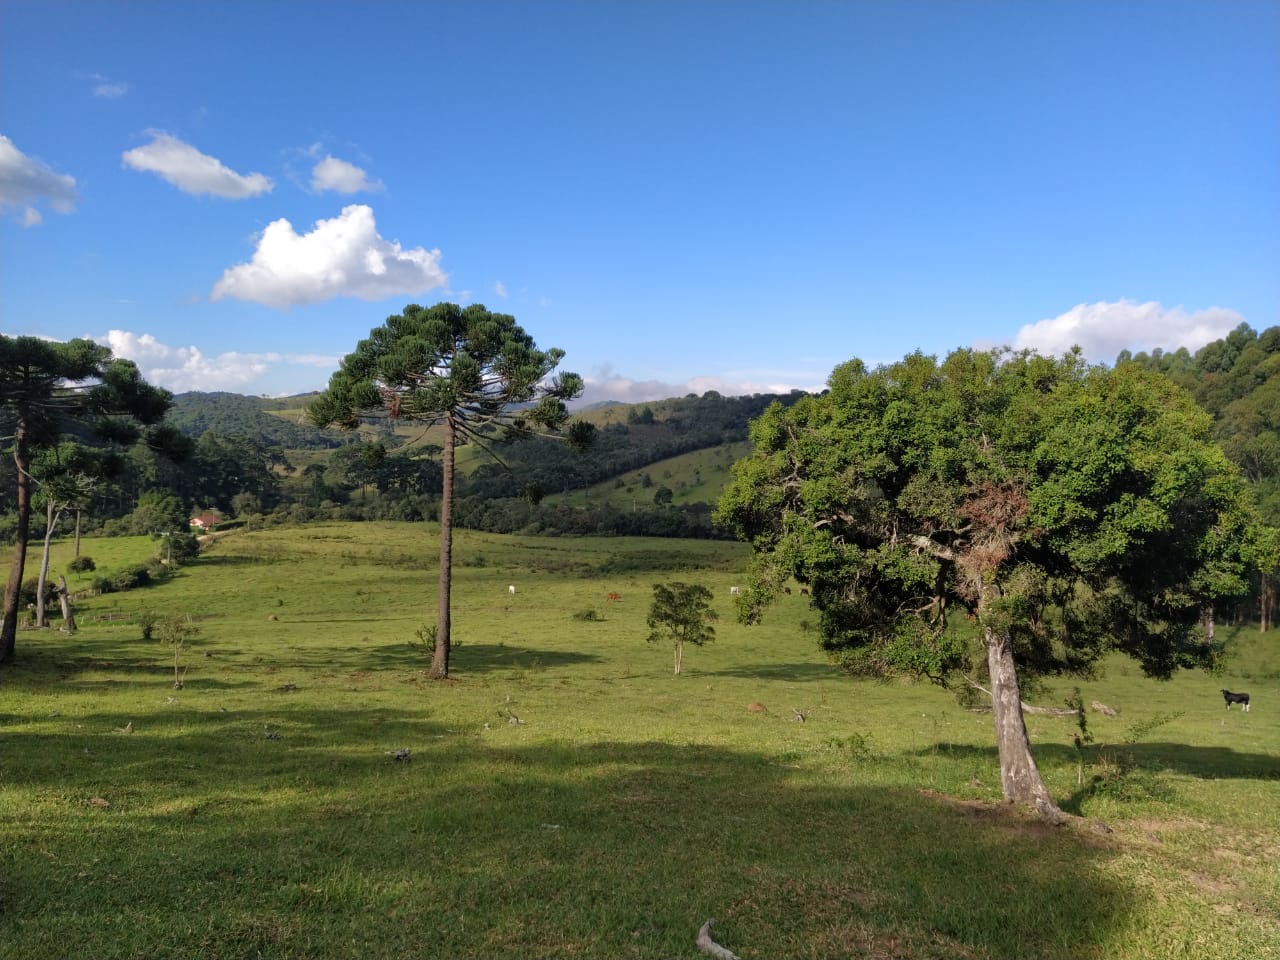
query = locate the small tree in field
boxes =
[309,303,592,679]
[647,581,717,675]
[156,613,200,689]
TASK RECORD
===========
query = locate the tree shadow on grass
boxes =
[706,662,841,682]
[923,741,1280,782]
[3,717,1141,960]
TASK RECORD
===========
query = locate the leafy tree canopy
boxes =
[2,335,179,661]
[646,581,718,675]
[717,348,1255,817]
[717,348,1253,682]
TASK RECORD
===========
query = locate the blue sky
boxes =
[2,1,1277,404]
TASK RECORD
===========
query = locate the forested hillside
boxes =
[1121,323,1280,626]
[166,392,344,449]
[1121,324,1279,524]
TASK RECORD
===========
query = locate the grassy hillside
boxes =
[4,524,1277,959]
[546,441,751,509]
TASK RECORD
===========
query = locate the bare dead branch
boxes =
[696,919,745,960]
[962,675,1079,717]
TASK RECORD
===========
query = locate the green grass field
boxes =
[3,523,1277,959]
[547,442,752,510]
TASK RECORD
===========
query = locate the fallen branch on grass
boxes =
[963,677,1078,716]
[697,919,744,960]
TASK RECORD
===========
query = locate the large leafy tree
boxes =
[1,336,175,662]
[716,349,1253,821]
[310,302,591,678]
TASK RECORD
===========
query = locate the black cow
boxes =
[1221,689,1251,712]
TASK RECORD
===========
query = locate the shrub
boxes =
[19,577,57,610]
[573,609,603,622]
[94,565,153,594]
[67,556,96,574]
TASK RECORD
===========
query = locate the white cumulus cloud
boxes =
[210,204,447,308]
[0,134,77,226]
[310,154,383,194]
[96,329,338,393]
[1012,300,1245,363]
[122,131,272,198]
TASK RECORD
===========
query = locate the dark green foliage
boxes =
[308,302,589,445]
[1121,323,1280,626]
[459,392,799,502]
[452,497,726,539]
[717,348,1255,683]
[166,391,343,448]
[18,578,56,610]
[92,564,154,594]
[2,335,176,661]
[66,556,96,574]
[109,491,190,537]
[158,532,200,564]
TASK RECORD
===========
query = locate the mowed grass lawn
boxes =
[3,522,1278,959]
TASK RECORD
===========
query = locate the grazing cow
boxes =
[508,584,516,595]
[1221,689,1250,712]
[730,586,740,595]
[606,592,622,603]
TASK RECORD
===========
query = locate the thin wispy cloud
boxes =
[210,204,447,308]
[310,154,383,194]
[77,72,130,97]
[0,134,77,227]
[494,281,508,298]
[1013,299,1245,363]
[96,329,338,393]
[577,366,821,406]
[122,131,273,198]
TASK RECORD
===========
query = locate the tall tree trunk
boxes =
[986,626,1066,823]
[430,414,455,679]
[36,500,62,629]
[56,576,76,633]
[74,510,82,558]
[674,640,682,675]
[1,423,32,663]
[1261,572,1271,633]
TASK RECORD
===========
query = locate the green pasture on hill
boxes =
[546,441,751,509]
[3,523,1278,959]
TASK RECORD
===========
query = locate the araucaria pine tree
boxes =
[310,303,592,679]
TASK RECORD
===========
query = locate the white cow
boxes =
[508,584,517,595]
[730,586,740,595]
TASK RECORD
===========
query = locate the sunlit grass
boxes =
[3,523,1277,958]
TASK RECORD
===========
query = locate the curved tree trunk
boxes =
[986,626,1067,823]
[429,414,455,680]
[1,424,32,663]
[56,576,76,633]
